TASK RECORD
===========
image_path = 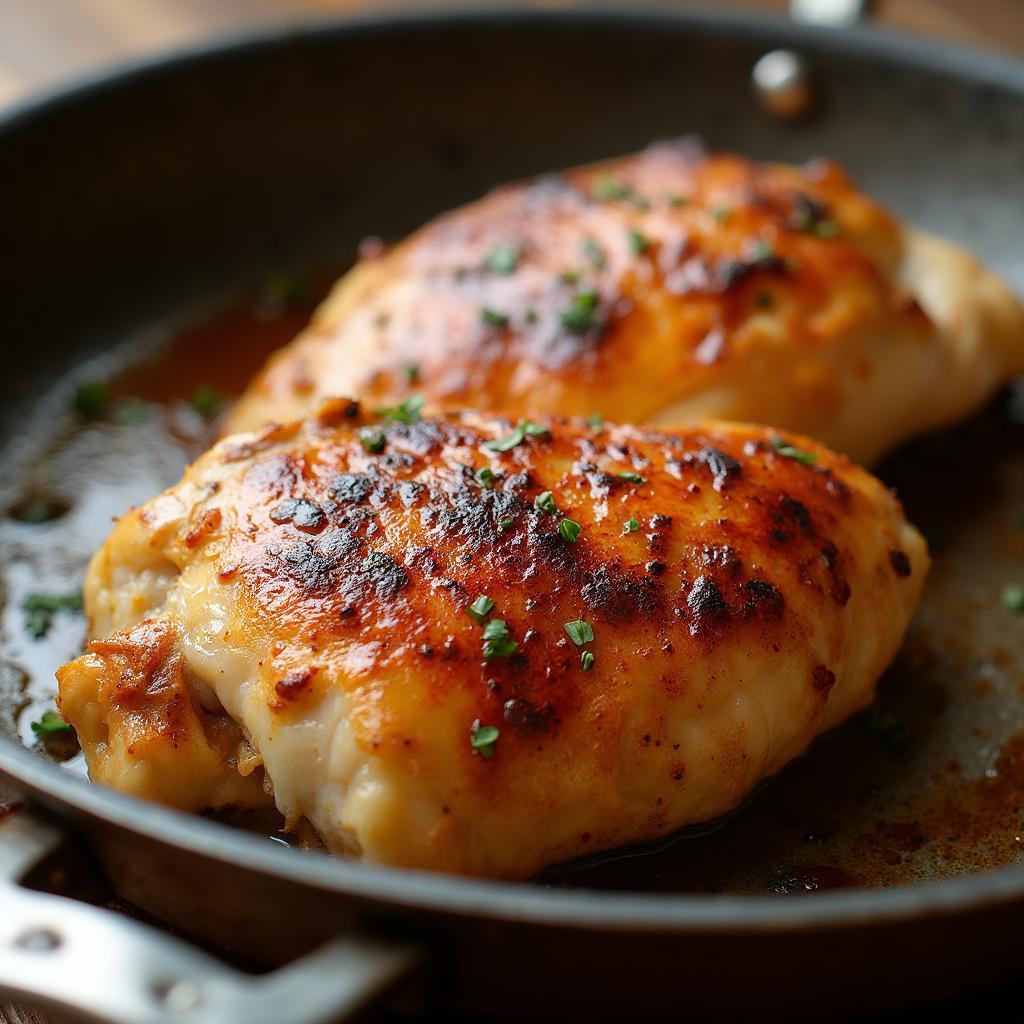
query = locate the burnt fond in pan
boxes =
[1,9,1024,1021]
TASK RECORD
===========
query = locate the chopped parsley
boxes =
[191,385,224,419]
[559,290,601,334]
[582,237,606,270]
[482,420,549,452]
[22,592,84,640]
[581,650,595,672]
[749,240,775,263]
[31,710,72,739]
[712,205,732,222]
[525,308,539,324]
[497,515,515,531]
[667,194,689,208]
[73,381,109,418]
[628,229,650,255]
[559,269,582,285]
[616,471,646,485]
[470,719,500,758]
[586,411,604,432]
[376,394,424,424]
[482,619,518,660]
[534,491,558,514]
[476,467,496,489]
[114,399,150,425]
[485,244,521,275]
[558,518,582,544]
[467,595,495,624]
[404,363,420,384]
[564,620,594,646]
[624,516,640,533]
[592,176,632,201]
[358,428,386,454]
[480,307,510,329]
[813,219,841,239]
[770,436,819,466]
[1002,585,1024,612]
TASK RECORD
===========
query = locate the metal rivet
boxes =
[152,979,203,1013]
[752,50,816,121]
[14,927,62,952]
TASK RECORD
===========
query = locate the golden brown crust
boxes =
[224,140,1024,465]
[58,406,927,876]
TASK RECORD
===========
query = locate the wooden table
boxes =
[2,2,1022,1022]
[0,0,1022,111]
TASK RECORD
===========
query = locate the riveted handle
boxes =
[0,805,421,1024]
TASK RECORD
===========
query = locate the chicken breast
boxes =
[57,402,926,878]
[226,140,1024,465]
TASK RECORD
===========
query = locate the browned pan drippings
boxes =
[2,283,1022,894]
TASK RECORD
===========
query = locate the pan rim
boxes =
[2,4,1024,933]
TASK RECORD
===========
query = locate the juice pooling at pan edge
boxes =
[227,139,1024,467]
[57,406,927,878]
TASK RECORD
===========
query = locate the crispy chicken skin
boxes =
[227,140,1024,465]
[58,403,926,878]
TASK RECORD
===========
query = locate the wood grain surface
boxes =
[1,2,1022,1023]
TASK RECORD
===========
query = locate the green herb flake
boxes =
[628,229,650,255]
[358,428,386,454]
[497,516,515,531]
[73,381,109,419]
[482,420,549,453]
[559,269,582,285]
[667,194,689,208]
[524,308,539,325]
[581,650,595,672]
[558,518,582,544]
[630,196,651,212]
[476,467,496,489]
[22,592,84,640]
[470,720,500,757]
[814,220,841,239]
[114,399,150,425]
[770,436,819,466]
[624,516,640,533]
[564,619,595,646]
[31,710,72,739]
[482,619,518,660]
[467,595,495,625]
[376,394,425,424]
[711,205,732,222]
[559,290,601,334]
[1002,585,1024,613]
[750,240,775,263]
[534,490,558,514]
[404,363,420,384]
[592,176,632,201]
[616,471,646,485]
[260,272,312,309]
[586,411,604,432]
[582,237,607,270]
[485,244,521,275]
[191,385,224,419]
[480,307,510,329]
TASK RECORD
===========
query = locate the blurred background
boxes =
[0,1,1022,111]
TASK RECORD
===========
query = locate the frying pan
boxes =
[2,7,1024,1022]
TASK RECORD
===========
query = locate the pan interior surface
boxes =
[1,10,1023,914]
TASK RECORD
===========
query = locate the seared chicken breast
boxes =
[58,403,926,878]
[227,140,1024,465]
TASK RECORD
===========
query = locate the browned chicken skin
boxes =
[228,140,1024,465]
[58,403,927,877]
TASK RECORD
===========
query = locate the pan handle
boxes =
[0,804,421,1024]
